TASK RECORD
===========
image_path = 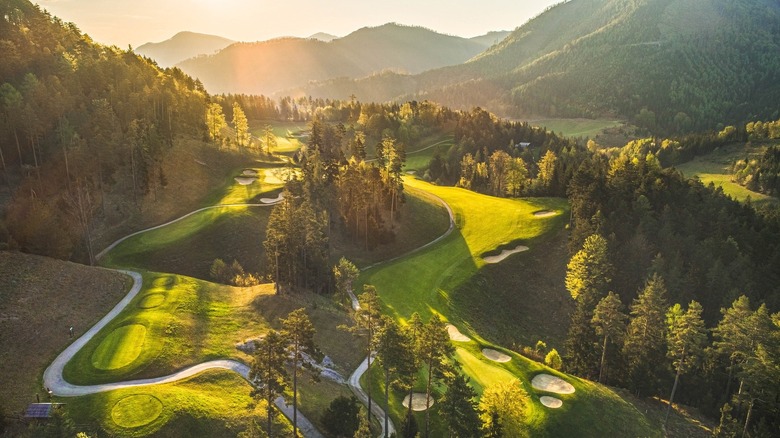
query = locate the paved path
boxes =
[346,186,456,437]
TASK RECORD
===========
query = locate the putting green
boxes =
[138,293,165,309]
[111,394,163,428]
[92,324,147,370]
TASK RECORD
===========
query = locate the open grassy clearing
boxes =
[249,119,309,155]
[402,136,455,172]
[359,176,569,323]
[63,370,285,438]
[674,142,778,206]
[104,207,270,281]
[63,273,271,384]
[529,118,624,139]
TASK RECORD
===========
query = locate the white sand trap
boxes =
[260,193,284,204]
[402,393,434,411]
[483,245,529,264]
[531,374,575,394]
[234,176,257,185]
[533,210,557,218]
[242,169,259,176]
[446,324,471,342]
[540,396,563,408]
[482,348,511,363]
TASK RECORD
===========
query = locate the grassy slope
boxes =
[357,178,679,437]
[0,251,130,414]
[402,136,455,172]
[674,142,778,207]
[529,118,624,139]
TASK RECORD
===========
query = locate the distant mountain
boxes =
[308,32,338,42]
[469,30,511,48]
[136,31,234,68]
[299,0,780,133]
[177,23,488,95]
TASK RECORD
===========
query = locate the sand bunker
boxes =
[531,374,575,394]
[260,193,284,204]
[446,324,471,342]
[533,210,557,218]
[539,396,563,408]
[234,176,257,185]
[483,245,529,264]
[242,169,259,176]
[402,393,434,411]
[482,348,512,363]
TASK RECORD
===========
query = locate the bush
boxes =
[321,395,360,437]
[545,348,563,370]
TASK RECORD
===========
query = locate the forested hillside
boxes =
[0,0,212,262]
[178,23,489,95]
[300,0,780,134]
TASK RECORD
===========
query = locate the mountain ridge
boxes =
[135,31,234,67]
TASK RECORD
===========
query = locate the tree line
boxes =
[564,233,780,436]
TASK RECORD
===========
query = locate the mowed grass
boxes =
[63,370,285,438]
[530,118,624,138]
[250,120,308,155]
[403,136,455,172]
[104,207,270,281]
[63,272,273,384]
[359,176,569,323]
[674,142,778,207]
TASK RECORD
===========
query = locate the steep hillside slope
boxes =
[301,0,780,133]
[177,23,487,95]
[135,31,234,67]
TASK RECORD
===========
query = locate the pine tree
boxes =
[439,371,481,438]
[623,274,668,396]
[249,330,288,437]
[478,380,529,438]
[333,257,359,308]
[205,102,226,142]
[232,102,249,147]
[375,315,413,438]
[263,124,277,155]
[591,292,627,383]
[354,407,372,438]
[564,234,614,378]
[351,285,383,424]
[418,315,455,438]
[401,312,423,436]
[663,301,708,428]
[281,308,321,438]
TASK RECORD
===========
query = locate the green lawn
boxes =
[249,119,309,155]
[63,370,285,438]
[529,118,624,138]
[403,136,455,172]
[674,143,778,207]
[63,272,272,384]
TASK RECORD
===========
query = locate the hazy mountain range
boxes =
[135,31,235,68]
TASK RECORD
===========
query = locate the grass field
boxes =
[402,136,455,172]
[249,120,309,155]
[64,370,284,437]
[674,143,778,207]
[529,118,624,139]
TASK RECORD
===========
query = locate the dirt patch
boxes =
[402,393,434,411]
[483,245,529,264]
[234,176,257,185]
[540,396,563,408]
[533,210,557,218]
[531,373,575,394]
[0,251,129,413]
[447,324,471,342]
[482,348,511,363]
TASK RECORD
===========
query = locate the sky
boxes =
[34,0,561,48]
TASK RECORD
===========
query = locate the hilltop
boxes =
[176,23,489,95]
[135,31,235,68]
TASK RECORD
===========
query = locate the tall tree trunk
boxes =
[14,128,22,168]
[384,365,390,438]
[0,144,10,189]
[425,358,433,438]
[598,334,608,383]
[293,350,298,438]
[741,398,754,438]
[663,351,685,429]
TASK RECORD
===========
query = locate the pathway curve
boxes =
[45,197,326,438]
[346,185,456,437]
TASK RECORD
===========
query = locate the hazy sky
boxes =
[34,0,561,48]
